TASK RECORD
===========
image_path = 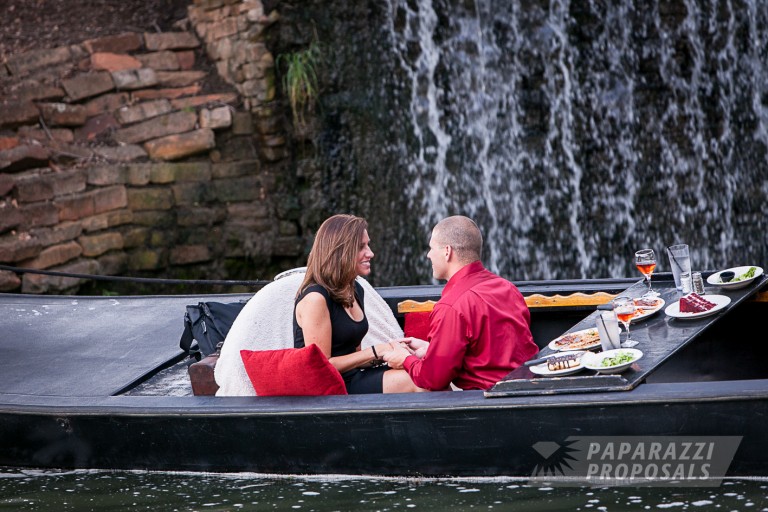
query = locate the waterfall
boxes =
[301,0,768,285]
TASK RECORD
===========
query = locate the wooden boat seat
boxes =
[398,290,768,314]
[397,291,618,314]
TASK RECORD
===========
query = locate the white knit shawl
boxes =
[214,268,404,396]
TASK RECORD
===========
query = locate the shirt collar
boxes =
[442,260,485,297]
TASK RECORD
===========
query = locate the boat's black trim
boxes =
[2,378,768,416]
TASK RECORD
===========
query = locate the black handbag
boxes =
[179,300,248,361]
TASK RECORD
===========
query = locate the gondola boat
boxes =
[1,270,767,480]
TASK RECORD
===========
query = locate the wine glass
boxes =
[635,248,659,298]
[613,296,638,347]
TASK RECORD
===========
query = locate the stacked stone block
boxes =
[0,8,301,294]
[187,0,286,162]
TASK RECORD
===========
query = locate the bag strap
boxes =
[200,302,226,342]
[179,308,202,360]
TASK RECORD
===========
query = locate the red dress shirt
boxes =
[403,261,538,390]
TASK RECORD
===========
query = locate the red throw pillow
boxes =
[403,311,431,340]
[240,344,348,396]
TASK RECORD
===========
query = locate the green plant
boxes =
[277,40,321,128]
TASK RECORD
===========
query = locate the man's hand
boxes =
[402,337,429,359]
[381,342,412,369]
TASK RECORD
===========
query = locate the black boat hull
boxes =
[1,379,767,477]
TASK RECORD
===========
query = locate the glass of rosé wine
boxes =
[613,296,638,348]
[635,248,659,298]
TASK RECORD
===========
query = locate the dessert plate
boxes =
[664,294,731,319]
[528,351,587,377]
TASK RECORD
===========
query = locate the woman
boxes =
[293,214,421,394]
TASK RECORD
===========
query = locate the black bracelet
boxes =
[370,345,384,367]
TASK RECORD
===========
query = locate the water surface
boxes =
[1,469,767,511]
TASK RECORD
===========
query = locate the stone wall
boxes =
[0,0,303,294]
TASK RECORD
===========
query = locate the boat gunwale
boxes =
[1,378,767,418]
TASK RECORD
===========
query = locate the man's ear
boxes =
[444,245,453,261]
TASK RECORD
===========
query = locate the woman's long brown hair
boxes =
[298,214,368,307]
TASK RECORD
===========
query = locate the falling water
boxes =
[297,0,768,285]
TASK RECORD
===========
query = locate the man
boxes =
[383,215,538,391]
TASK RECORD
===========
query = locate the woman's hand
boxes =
[381,342,410,369]
[372,342,392,355]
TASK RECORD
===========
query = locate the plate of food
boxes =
[664,293,731,319]
[706,266,763,290]
[582,348,643,374]
[630,296,665,323]
[528,351,586,377]
[548,328,602,351]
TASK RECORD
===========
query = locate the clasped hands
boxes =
[378,337,429,369]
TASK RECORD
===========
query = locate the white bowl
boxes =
[582,348,643,374]
[706,266,763,290]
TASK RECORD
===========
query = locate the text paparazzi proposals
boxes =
[530,436,742,486]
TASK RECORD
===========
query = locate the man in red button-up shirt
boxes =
[384,216,538,391]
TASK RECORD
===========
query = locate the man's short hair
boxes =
[433,215,483,263]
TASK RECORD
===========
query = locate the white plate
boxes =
[630,297,665,323]
[706,266,763,290]
[529,351,586,377]
[664,294,731,319]
[582,348,643,374]
[547,328,602,351]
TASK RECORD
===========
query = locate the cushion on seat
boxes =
[240,344,348,396]
[403,311,431,340]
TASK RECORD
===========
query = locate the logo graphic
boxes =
[531,440,580,477]
[530,436,742,487]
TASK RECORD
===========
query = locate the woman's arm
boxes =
[295,292,389,373]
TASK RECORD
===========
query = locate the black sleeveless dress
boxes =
[293,282,387,394]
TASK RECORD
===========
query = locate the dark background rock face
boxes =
[270,1,430,286]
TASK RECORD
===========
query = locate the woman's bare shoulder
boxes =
[296,290,329,313]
